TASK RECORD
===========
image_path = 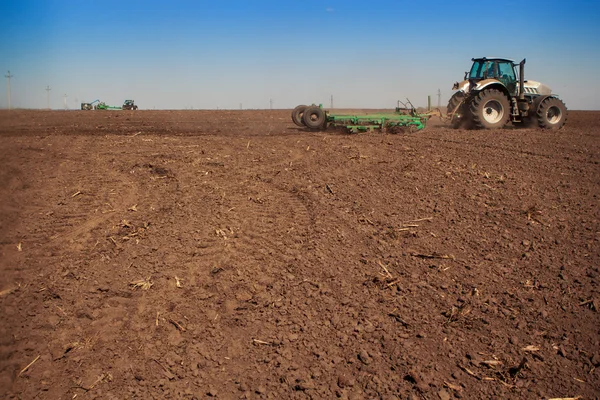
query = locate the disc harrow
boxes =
[292,101,434,133]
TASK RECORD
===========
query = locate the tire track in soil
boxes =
[28,149,138,256]
[416,134,599,165]
[0,136,149,399]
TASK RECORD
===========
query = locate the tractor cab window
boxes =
[469,60,498,79]
[498,62,516,82]
[498,61,517,93]
[469,60,485,79]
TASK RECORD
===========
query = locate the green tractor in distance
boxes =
[447,58,567,129]
[122,100,138,110]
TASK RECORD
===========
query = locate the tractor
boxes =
[122,100,138,110]
[447,58,567,129]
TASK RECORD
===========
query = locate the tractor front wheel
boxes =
[469,89,510,129]
[302,106,326,130]
[291,105,307,127]
[537,97,567,129]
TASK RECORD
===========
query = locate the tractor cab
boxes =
[468,58,518,95]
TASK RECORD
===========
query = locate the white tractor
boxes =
[448,58,567,129]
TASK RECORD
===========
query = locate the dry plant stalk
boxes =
[0,287,16,297]
[548,397,582,400]
[129,277,153,290]
[74,373,113,391]
[168,318,186,332]
[378,261,393,279]
[403,217,433,223]
[411,252,455,260]
[19,355,40,376]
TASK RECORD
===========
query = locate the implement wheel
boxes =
[291,105,307,127]
[537,97,567,130]
[469,89,510,129]
[302,106,326,130]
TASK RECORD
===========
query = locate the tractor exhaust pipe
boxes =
[519,58,526,100]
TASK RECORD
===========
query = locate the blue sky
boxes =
[1,0,599,110]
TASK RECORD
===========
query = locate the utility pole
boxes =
[63,94,68,110]
[330,95,333,109]
[437,89,441,108]
[45,85,51,109]
[269,98,273,110]
[5,71,13,110]
[239,103,242,110]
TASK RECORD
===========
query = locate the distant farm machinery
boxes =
[80,99,138,111]
[80,99,100,110]
[291,101,435,133]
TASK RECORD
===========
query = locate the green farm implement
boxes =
[95,102,123,110]
[87,100,138,110]
[291,101,433,133]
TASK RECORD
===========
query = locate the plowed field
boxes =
[1,109,599,399]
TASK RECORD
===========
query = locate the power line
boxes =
[45,85,51,109]
[5,70,13,110]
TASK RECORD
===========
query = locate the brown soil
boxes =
[0,109,599,399]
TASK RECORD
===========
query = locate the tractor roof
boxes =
[472,57,515,63]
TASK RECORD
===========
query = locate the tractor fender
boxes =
[452,80,470,92]
[473,79,509,95]
[452,79,510,98]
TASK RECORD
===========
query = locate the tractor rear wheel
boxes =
[469,89,510,129]
[302,106,326,130]
[447,92,467,128]
[537,97,567,129]
[291,105,307,127]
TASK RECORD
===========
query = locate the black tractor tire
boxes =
[537,97,567,130]
[447,92,467,128]
[469,89,510,129]
[291,105,307,127]
[302,106,326,130]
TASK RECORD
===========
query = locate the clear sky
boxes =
[1,0,599,110]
